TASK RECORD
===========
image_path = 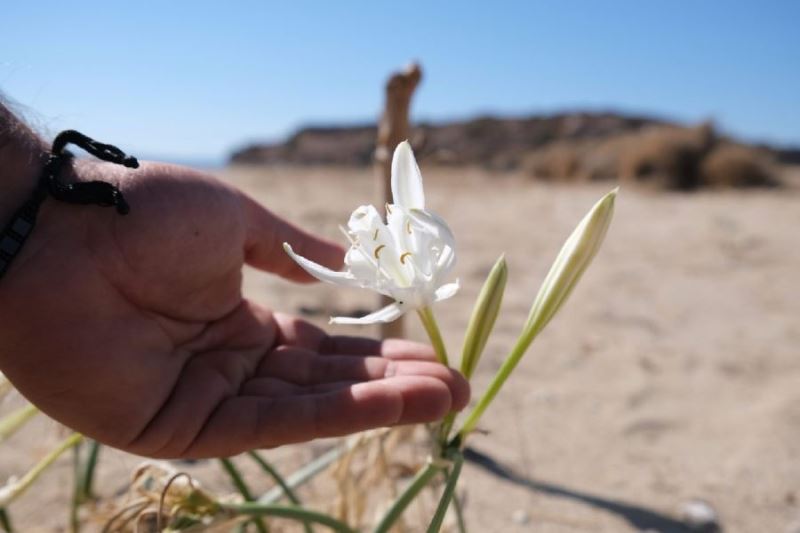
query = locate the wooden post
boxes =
[374,63,422,340]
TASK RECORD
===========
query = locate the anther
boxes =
[374,244,386,259]
[400,252,413,264]
[373,228,379,241]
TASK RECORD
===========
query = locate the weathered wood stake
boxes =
[374,63,422,340]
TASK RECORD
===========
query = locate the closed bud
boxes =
[460,255,508,380]
[459,188,617,438]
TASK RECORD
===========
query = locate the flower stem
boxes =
[437,412,456,446]
[417,307,449,366]
[426,452,464,533]
[458,337,528,438]
[373,462,442,533]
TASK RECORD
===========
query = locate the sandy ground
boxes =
[2,165,799,532]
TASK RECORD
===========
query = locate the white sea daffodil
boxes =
[284,141,458,324]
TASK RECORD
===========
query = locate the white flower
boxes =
[284,141,458,324]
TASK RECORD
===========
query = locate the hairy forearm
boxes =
[0,100,47,223]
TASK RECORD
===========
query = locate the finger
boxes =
[241,194,344,283]
[320,336,437,361]
[185,375,459,456]
[273,313,327,349]
[256,347,391,384]
[273,313,437,361]
[240,377,359,397]
[257,348,467,395]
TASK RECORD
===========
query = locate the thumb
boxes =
[241,193,344,283]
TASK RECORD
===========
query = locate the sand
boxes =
[2,165,798,532]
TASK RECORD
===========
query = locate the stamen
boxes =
[400,252,412,264]
[406,220,412,234]
[373,228,379,241]
[385,203,393,215]
[374,244,386,259]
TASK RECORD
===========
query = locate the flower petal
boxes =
[433,281,460,302]
[408,209,456,252]
[391,141,425,210]
[329,303,405,324]
[283,243,362,288]
[347,205,384,234]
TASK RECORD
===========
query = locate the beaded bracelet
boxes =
[0,130,138,279]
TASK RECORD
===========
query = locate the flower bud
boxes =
[460,255,507,380]
[459,188,617,438]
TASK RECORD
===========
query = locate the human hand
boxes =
[0,161,469,458]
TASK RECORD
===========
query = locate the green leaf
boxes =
[258,445,346,504]
[0,508,13,533]
[219,458,268,533]
[223,503,356,533]
[248,451,312,533]
[373,462,441,533]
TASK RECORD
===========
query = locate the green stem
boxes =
[452,491,467,533]
[223,503,355,533]
[417,307,458,447]
[69,438,102,533]
[0,404,38,443]
[220,458,256,501]
[425,454,464,533]
[417,307,449,366]
[78,441,101,502]
[0,433,83,507]
[437,412,456,447]
[248,451,312,533]
[373,462,441,533]
[458,334,529,438]
[219,458,269,533]
[0,508,13,533]
[70,444,81,533]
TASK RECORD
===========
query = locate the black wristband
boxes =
[0,130,138,279]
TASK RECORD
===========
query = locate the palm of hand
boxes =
[0,162,468,458]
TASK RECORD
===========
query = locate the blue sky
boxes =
[2,1,798,163]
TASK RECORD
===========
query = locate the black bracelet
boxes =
[0,130,139,279]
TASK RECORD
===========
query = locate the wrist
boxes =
[0,124,47,225]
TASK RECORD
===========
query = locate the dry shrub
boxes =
[523,121,781,190]
[523,142,584,181]
[618,122,715,189]
[700,143,778,188]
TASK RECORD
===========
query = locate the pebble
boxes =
[680,499,721,532]
[511,509,531,525]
